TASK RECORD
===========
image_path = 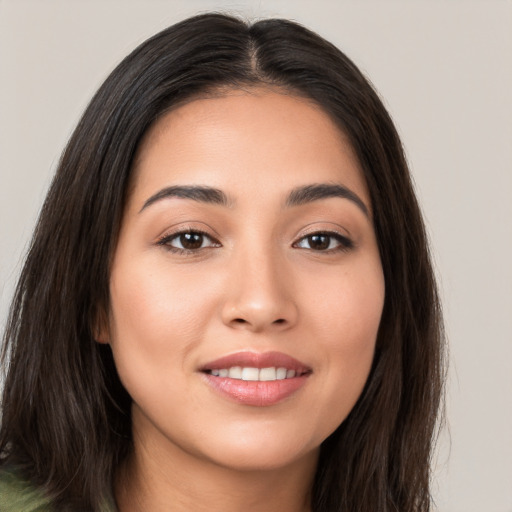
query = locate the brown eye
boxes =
[294,232,353,252]
[307,234,330,250]
[158,230,220,252]
[179,232,204,250]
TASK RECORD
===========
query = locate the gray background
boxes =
[1,1,511,511]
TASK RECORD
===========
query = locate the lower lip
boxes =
[202,373,309,406]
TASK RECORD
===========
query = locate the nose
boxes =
[220,247,299,333]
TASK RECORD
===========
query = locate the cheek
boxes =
[307,255,384,349]
[109,259,219,341]
[303,258,384,425]
[106,260,221,393]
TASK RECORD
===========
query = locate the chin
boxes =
[208,445,318,473]
[190,426,322,473]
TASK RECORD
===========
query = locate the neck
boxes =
[115,431,318,512]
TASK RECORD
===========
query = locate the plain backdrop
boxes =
[0,1,511,511]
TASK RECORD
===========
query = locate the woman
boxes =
[0,13,444,512]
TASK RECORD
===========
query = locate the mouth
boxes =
[200,351,312,406]
[206,366,302,381]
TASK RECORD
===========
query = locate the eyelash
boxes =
[157,229,221,254]
[292,231,354,252]
[157,229,353,254]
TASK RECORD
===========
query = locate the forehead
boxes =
[130,88,369,208]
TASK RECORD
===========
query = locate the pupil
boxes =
[309,234,329,250]
[180,232,203,249]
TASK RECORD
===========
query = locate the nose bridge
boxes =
[221,239,297,332]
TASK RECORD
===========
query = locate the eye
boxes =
[293,232,353,252]
[157,230,220,253]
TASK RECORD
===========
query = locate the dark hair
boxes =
[0,13,444,511]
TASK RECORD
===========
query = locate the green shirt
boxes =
[0,469,117,511]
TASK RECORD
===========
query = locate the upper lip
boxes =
[200,351,311,374]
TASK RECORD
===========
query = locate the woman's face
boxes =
[104,89,385,473]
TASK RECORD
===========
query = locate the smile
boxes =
[200,351,312,406]
[207,367,299,381]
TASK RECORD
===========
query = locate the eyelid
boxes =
[157,228,216,244]
[294,222,352,242]
[155,221,220,242]
[292,228,354,252]
[156,226,221,253]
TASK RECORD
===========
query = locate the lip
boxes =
[199,351,312,407]
[200,351,310,373]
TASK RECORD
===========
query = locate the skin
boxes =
[101,88,385,512]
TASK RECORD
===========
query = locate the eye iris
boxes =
[180,232,203,249]
[308,234,330,250]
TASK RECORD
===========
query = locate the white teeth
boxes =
[259,367,277,381]
[209,366,299,381]
[241,367,259,381]
[276,367,287,380]
[228,366,242,379]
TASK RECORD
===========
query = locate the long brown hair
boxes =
[0,13,444,511]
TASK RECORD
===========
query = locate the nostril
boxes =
[273,319,286,324]
[233,318,247,324]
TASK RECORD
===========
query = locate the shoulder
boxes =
[0,468,53,512]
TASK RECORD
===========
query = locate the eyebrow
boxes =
[286,183,369,216]
[139,185,231,212]
[139,182,369,217]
